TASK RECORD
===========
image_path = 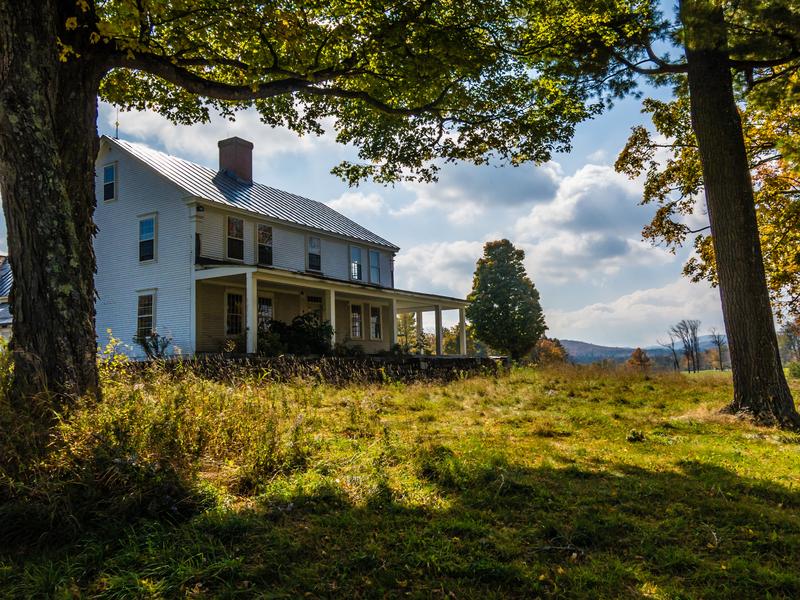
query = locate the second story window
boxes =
[308,236,321,271]
[369,250,380,284]
[350,246,363,280]
[138,215,156,262]
[227,216,244,261]
[257,224,273,266]
[103,163,116,201]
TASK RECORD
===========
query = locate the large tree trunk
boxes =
[681,0,800,428]
[0,1,101,408]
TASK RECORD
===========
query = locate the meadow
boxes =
[1,363,799,598]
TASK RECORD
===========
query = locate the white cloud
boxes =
[392,161,562,225]
[587,148,608,163]
[100,102,333,166]
[326,192,386,217]
[510,164,673,284]
[394,241,484,298]
[545,277,724,346]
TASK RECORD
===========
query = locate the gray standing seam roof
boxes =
[105,136,399,251]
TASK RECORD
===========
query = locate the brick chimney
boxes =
[218,137,253,184]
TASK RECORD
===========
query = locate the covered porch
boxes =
[191,265,468,356]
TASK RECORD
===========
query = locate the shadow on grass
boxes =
[2,451,799,599]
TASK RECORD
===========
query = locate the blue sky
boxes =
[0,82,725,347]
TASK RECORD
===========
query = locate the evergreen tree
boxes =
[466,240,546,360]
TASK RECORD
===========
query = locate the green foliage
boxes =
[466,240,547,359]
[88,0,594,185]
[258,313,333,356]
[788,362,800,379]
[615,86,800,319]
[133,330,173,359]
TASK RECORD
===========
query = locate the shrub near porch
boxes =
[1,365,799,598]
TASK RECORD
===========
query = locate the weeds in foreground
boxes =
[1,364,799,598]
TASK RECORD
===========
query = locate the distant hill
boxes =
[560,340,637,364]
[561,334,726,364]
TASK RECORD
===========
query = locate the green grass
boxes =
[2,365,800,598]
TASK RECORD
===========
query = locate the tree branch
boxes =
[107,51,447,117]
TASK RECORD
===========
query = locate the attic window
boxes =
[103,163,116,201]
[227,216,244,261]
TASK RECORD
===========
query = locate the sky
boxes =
[0,83,725,348]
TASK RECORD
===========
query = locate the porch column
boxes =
[416,311,424,354]
[324,288,336,345]
[434,304,443,356]
[246,272,257,354]
[390,298,398,346]
[459,308,467,355]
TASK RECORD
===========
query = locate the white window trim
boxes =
[103,162,118,203]
[306,234,322,271]
[225,215,245,262]
[224,287,245,337]
[135,288,157,339]
[137,212,158,264]
[369,304,382,340]
[349,301,364,340]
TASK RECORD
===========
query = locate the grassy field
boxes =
[2,365,799,598]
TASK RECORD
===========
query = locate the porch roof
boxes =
[193,263,468,311]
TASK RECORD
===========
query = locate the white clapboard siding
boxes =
[94,142,193,357]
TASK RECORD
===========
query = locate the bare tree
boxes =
[671,320,702,372]
[671,322,693,372]
[658,335,681,372]
[687,320,702,372]
[709,328,728,371]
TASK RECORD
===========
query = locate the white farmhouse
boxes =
[94,135,467,357]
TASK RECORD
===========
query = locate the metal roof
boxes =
[0,256,12,298]
[104,136,399,251]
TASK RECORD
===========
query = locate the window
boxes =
[227,217,244,261]
[103,163,116,201]
[257,224,273,266]
[138,216,155,262]
[350,304,362,339]
[369,250,380,284]
[350,246,363,280]
[370,306,382,340]
[226,292,243,335]
[308,236,321,271]
[136,293,154,339]
[306,295,323,321]
[257,296,273,330]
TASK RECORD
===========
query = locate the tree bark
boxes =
[0,1,101,408]
[681,0,800,428]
